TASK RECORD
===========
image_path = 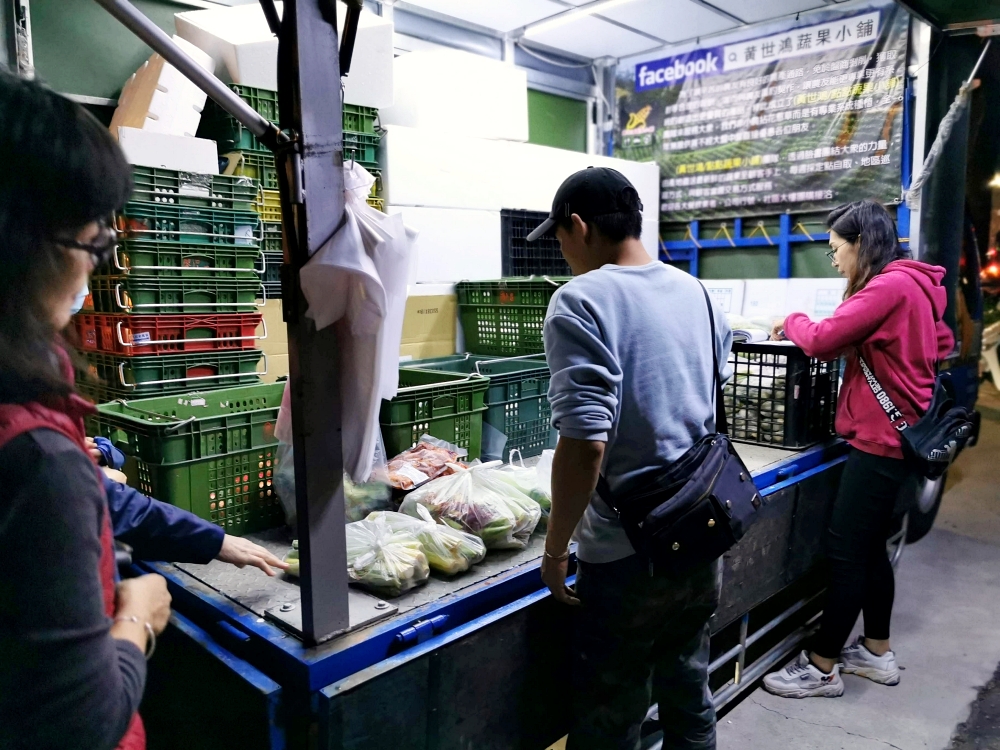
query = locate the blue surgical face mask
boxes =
[70,281,90,315]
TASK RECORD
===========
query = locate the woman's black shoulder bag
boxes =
[595,285,764,576]
[856,353,974,479]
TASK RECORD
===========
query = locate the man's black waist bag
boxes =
[595,287,763,576]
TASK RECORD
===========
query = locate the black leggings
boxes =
[813,448,912,659]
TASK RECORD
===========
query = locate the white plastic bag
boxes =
[367,506,486,575]
[345,515,430,597]
[399,462,541,550]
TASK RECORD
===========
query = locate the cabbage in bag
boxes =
[345,515,430,597]
[367,506,486,575]
[399,462,541,550]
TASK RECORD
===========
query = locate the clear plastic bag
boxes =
[495,450,552,522]
[387,434,467,490]
[399,461,541,550]
[367,505,486,575]
[345,515,430,597]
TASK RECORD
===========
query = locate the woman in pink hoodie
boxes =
[763,200,954,699]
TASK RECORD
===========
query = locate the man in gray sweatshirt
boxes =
[531,168,732,750]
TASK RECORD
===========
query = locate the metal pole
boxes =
[735,613,749,685]
[92,0,281,148]
[279,0,351,645]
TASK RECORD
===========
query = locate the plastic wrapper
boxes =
[367,506,486,575]
[495,449,553,522]
[399,462,541,550]
[345,515,430,597]
[387,435,467,490]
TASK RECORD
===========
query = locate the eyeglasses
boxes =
[826,240,851,262]
[55,221,119,268]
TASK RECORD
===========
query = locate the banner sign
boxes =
[616,4,909,222]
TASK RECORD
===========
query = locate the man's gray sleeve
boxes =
[544,312,622,442]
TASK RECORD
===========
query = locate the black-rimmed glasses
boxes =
[55,221,119,268]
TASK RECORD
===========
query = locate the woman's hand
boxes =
[217,535,290,576]
[85,437,103,464]
[770,318,788,341]
[116,574,171,635]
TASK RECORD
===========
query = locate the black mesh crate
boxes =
[724,343,839,449]
[501,209,571,277]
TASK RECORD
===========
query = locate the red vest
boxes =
[0,394,146,750]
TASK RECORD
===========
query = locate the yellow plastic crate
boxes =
[366,196,385,212]
[252,189,282,224]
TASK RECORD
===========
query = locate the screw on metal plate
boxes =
[375,601,389,610]
[280,603,295,612]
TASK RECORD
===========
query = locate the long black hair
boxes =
[826,200,908,299]
[0,72,133,403]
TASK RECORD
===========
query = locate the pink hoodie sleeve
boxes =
[936,320,955,360]
[784,278,898,361]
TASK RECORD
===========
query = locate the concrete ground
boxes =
[717,385,1000,750]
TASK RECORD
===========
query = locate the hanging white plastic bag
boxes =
[345,515,430,597]
[297,162,416,482]
[399,462,541,550]
[367,506,486,575]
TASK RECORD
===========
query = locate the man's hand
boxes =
[541,551,579,606]
[85,436,103,464]
[217,535,290,576]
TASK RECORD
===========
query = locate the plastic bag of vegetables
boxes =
[283,539,299,577]
[367,506,486,575]
[495,450,552,522]
[345,515,430,597]
[398,461,541,550]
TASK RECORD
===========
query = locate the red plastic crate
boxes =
[74,313,264,356]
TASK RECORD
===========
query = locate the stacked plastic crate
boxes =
[201,86,383,300]
[75,167,265,403]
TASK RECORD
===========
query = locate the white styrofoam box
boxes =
[111,36,213,139]
[116,127,219,173]
[741,279,790,321]
[381,125,660,227]
[702,280,746,316]
[786,278,847,319]
[387,206,501,284]
[175,3,393,107]
[641,219,659,261]
[381,50,527,142]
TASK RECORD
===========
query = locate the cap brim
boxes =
[526,217,556,243]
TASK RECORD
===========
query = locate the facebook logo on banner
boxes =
[635,48,724,91]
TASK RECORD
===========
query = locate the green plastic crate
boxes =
[105,240,262,278]
[456,277,569,357]
[92,383,283,465]
[130,166,258,211]
[119,202,261,247]
[343,131,379,169]
[124,445,283,536]
[263,252,282,284]
[90,275,263,314]
[198,84,279,153]
[263,222,282,253]
[223,151,279,190]
[380,368,488,460]
[83,349,263,398]
[403,355,555,461]
[343,103,378,135]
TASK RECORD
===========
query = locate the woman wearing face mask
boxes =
[0,73,171,750]
[762,200,954,699]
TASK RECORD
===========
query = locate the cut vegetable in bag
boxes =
[495,449,552,520]
[367,506,486,575]
[283,540,300,577]
[345,515,430,597]
[387,435,466,490]
[399,462,541,550]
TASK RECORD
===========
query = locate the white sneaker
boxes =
[840,636,900,685]
[763,651,845,698]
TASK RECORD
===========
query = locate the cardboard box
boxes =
[256,298,287,354]
[261,352,288,382]
[110,36,213,138]
[399,293,456,361]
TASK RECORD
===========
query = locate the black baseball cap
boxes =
[526,167,643,242]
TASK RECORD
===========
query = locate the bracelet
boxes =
[544,547,570,562]
[114,615,157,660]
